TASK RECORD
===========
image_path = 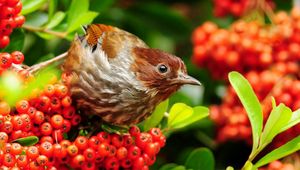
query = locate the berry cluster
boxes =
[0,126,165,170]
[210,69,300,145]
[0,51,24,74]
[192,8,300,80]
[213,0,274,18]
[0,0,25,48]
[0,51,166,169]
[192,8,300,148]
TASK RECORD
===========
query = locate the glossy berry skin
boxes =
[58,24,201,126]
[0,0,24,48]
[0,53,12,68]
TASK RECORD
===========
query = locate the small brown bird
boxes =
[31,24,201,126]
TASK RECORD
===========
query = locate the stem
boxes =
[22,25,68,38]
[195,131,217,149]
[27,52,68,74]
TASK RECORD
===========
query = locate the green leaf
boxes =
[67,0,89,27]
[185,148,215,170]
[260,104,292,148]
[67,11,99,33]
[1,29,25,53]
[35,32,55,40]
[143,99,169,131]
[160,164,180,170]
[45,11,66,29]
[280,108,300,133]
[24,12,48,27]
[12,136,39,146]
[168,103,209,129]
[228,71,263,154]
[48,0,58,20]
[254,135,300,168]
[21,0,48,15]
[160,164,187,170]
[171,166,186,170]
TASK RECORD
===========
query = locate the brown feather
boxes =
[85,24,114,47]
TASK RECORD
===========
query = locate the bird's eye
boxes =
[157,64,168,74]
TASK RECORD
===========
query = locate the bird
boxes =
[30,24,201,126]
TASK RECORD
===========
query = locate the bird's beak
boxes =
[173,73,201,86]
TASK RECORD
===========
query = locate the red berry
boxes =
[61,96,72,107]
[127,146,141,160]
[6,0,20,7]
[105,156,119,170]
[149,128,162,142]
[82,162,96,170]
[40,122,53,135]
[116,146,127,160]
[39,141,53,157]
[97,131,110,143]
[71,154,85,168]
[2,121,13,133]
[10,143,22,155]
[0,53,12,68]
[121,158,132,168]
[53,143,67,158]
[98,143,110,157]
[14,15,25,27]
[111,133,123,148]
[0,7,15,19]
[16,155,28,168]
[11,51,24,64]
[0,101,10,115]
[133,156,146,170]
[88,136,100,149]
[27,146,39,159]
[74,136,88,150]
[61,119,71,132]
[71,114,81,125]
[135,132,152,149]
[67,144,78,156]
[0,36,9,48]
[50,114,64,129]
[11,115,24,130]
[40,136,54,143]
[3,153,15,167]
[33,111,45,124]
[83,148,96,162]
[129,125,140,136]
[36,155,48,166]
[0,132,8,143]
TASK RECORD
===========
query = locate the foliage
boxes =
[227,72,300,170]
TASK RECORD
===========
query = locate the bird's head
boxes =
[131,47,201,101]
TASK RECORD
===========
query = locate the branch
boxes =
[27,52,68,74]
[22,25,68,39]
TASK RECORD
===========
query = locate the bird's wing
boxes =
[85,24,148,59]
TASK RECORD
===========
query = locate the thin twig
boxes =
[22,25,68,39]
[27,52,68,74]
